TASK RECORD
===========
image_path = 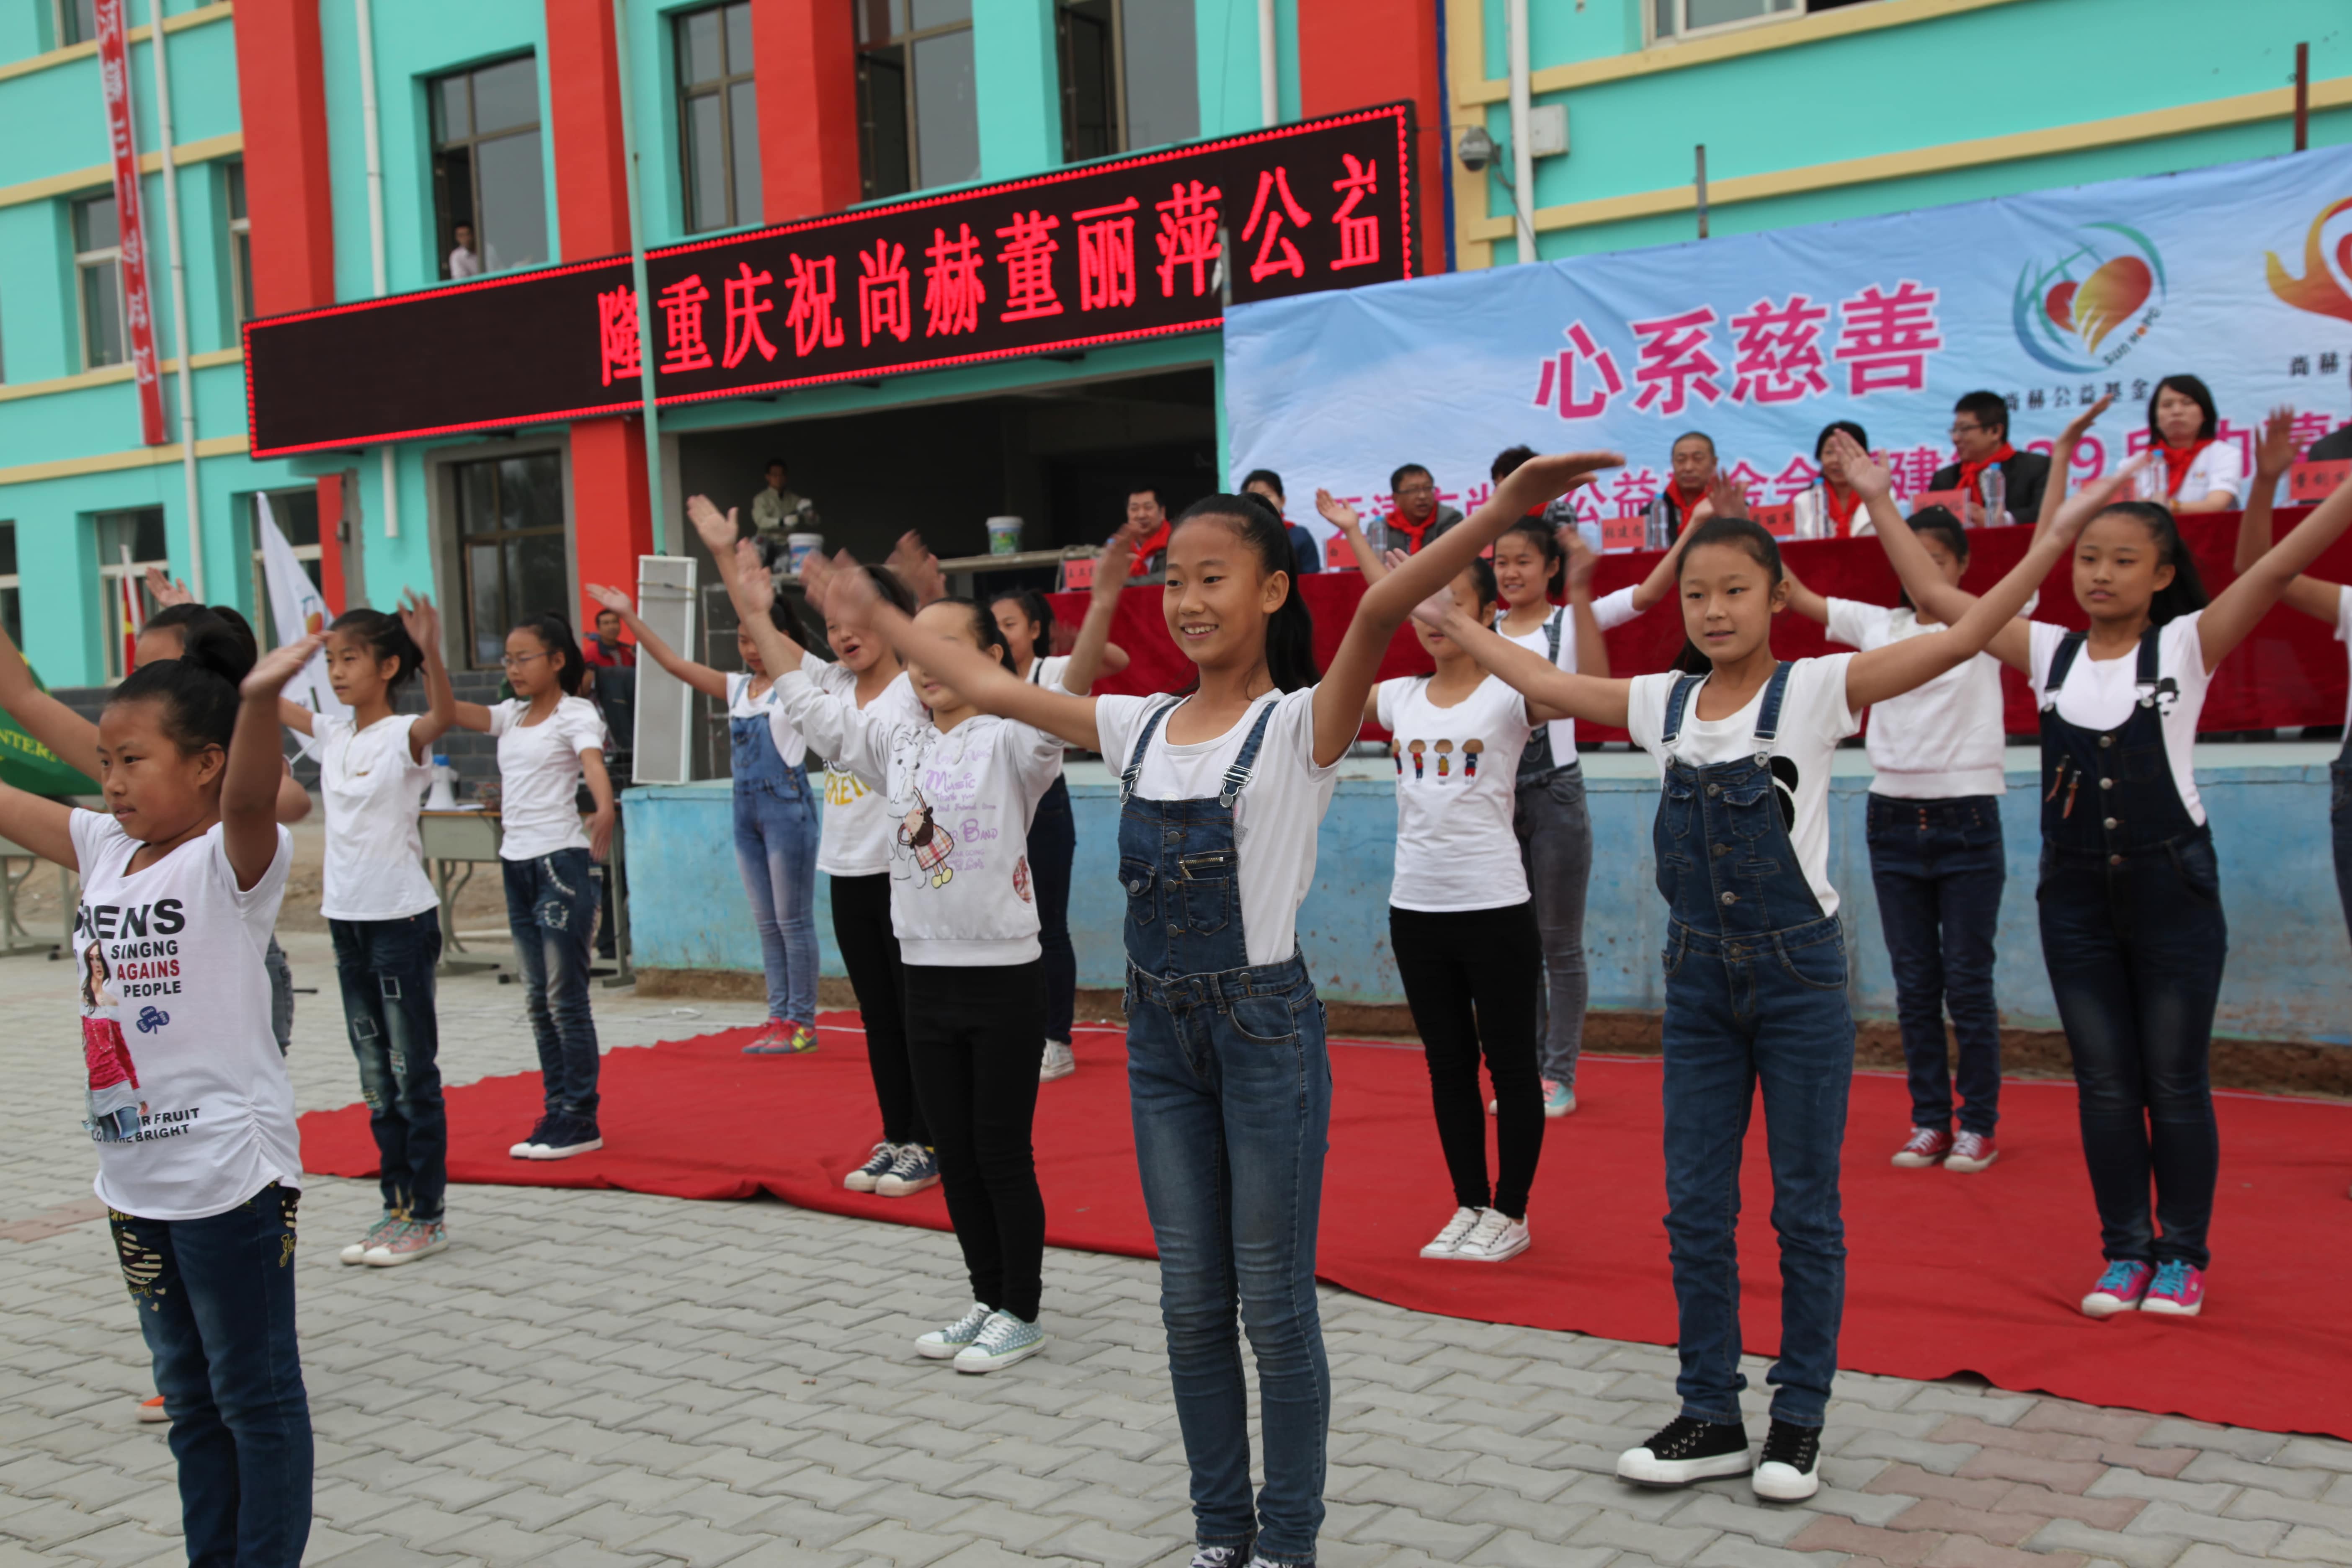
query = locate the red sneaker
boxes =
[1946,1131,1998,1173]
[1891,1126,1952,1168]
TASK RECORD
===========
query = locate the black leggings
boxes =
[905,960,1048,1320]
[1031,776,1077,1045]
[1390,902,1546,1220]
[831,872,926,1146]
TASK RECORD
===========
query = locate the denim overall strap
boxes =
[1660,662,1795,761]
[1651,661,1822,941]
[2038,627,2197,859]
[729,680,802,798]
[1513,609,1569,781]
[1119,698,1181,803]
[1115,699,1280,980]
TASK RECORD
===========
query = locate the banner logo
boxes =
[2012,223,2165,373]
[2266,195,2352,325]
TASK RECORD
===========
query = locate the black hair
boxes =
[987,588,1056,644]
[2148,374,2219,444]
[1954,389,2010,440]
[866,565,918,618]
[1490,444,1537,483]
[1669,516,1785,675]
[927,596,1019,674]
[511,612,588,695]
[328,607,424,691]
[766,456,787,473]
[206,606,259,662]
[1241,468,1285,502]
[1390,462,1432,493]
[109,617,256,755]
[1813,420,1869,462]
[2092,500,2209,624]
[1462,556,1499,611]
[1894,505,1969,612]
[141,604,224,661]
[1170,495,1320,693]
[1128,482,1167,509]
[1498,513,1566,598]
[1671,431,1717,459]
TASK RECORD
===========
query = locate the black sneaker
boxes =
[1753,1418,1822,1501]
[1617,1414,1752,1485]
[507,1114,562,1159]
[531,1116,605,1161]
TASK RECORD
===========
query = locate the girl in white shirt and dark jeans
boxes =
[451,614,617,1163]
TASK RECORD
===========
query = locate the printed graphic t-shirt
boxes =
[70,811,299,1221]
[805,655,926,877]
[1377,674,1532,913]
[487,696,606,860]
[312,712,438,921]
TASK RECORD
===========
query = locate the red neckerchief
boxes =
[2157,438,2214,500]
[1953,443,2016,505]
[1129,522,1171,575]
[1665,479,1709,519]
[1823,482,1862,533]
[1385,509,1436,553]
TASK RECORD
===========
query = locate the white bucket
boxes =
[785,532,824,574]
[985,516,1024,556]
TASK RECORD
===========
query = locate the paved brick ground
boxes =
[3,931,2346,1568]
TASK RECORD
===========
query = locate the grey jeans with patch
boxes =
[1513,762,1594,1089]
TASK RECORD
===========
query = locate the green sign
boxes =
[0,670,97,797]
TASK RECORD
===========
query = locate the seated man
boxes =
[1928,390,2048,524]
[1376,464,1462,554]
[1119,484,1174,580]
[1653,431,1720,533]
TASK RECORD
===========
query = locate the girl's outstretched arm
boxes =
[1315,491,1385,578]
[229,636,321,889]
[2232,407,2340,626]
[1312,453,1623,765]
[584,581,730,700]
[0,777,76,870]
[1565,533,1612,679]
[403,594,460,760]
[1422,592,1635,728]
[1057,549,1129,696]
[2034,393,2112,547]
[0,624,102,780]
[2200,462,2352,672]
[689,496,812,680]
[1625,521,1698,614]
[1781,561,1832,628]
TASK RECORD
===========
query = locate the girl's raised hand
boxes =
[583,583,632,614]
[2254,406,2297,479]
[1409,585,1459,632]
[686,494,741,561]
[242,634,324,701]
[888,531,946,606]
[2045,452,2153,546]
[2057,392,2115,451]
[1382,547,1410,572]
[801,549,882,629]
[1826,431,1893,500]
[143,565,194,607]
[1564,529,1598,593]
[730,541,776,615]
[399,591,442,649]
[1314,489,1363,531]
[1094,521,1146,609]
[1490,451,1624,516]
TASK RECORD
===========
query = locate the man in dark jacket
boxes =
[1928,390,2049,524]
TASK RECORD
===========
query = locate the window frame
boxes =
[1649,0,1803,44]
[224,160,255,328]
[855,1,977,199]
[1055,0,1124,163]
[246,489,323,653]
[429,55,547,281]
[94,508,168,683]
[55,0,96,48]
[676,2,761,234]
[450,449,570,671]
[71,191,127,373]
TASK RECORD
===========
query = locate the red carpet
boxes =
[298,1013,2352,1439]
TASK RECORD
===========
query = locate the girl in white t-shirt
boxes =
[450,614,616,1164]
[586,579,826,1057]
[278,596,458,1268]
[1430,495,2080,1504]
[2136,375,2244,513]
[988,587,1128,1084]
[1883,437,2352,1325]
[804,464,1623,1568]
[0,621,317,1565]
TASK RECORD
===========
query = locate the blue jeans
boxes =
[502,849,602,1121]
[1126,957,1331,1562]
[1865,794,2006,1135]
[112,1183,311,1568]
[734,780,820,1026]
[329,911,447,1219]
[1660,916,1852,1429]
[1030,776,1077,1045]
[2331,759,2352,941]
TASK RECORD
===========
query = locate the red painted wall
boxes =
[315,474,347,617]
[751,0,861,221]
[1297,0,1448,277]
[570,418,653,622]
[544,0,634,258]
[231,0,336,312]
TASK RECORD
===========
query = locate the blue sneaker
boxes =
[2081,1259,2155,1318]
[1543,1079,1576,1117]
[844,1141,898,1193]
[953,1309,1047,1373]
[916,1302,993,1359]
[877,1143,940,1197]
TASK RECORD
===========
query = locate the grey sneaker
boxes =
[953,1309,1047,1374]
[340,1213,406,1266]
[916,1302,994,1359]
[1190,1546,1253,1568]
[1039,1040,1075,1081]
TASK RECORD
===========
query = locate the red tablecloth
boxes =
[1049,508,2349,741]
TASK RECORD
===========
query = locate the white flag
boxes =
[255,493,348,746]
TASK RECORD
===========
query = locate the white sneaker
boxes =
[1039,1040,1075,1081]
[1419,1206,1482,1259]
[1455,1207,1530,1263]
[916,1302,994,1359]
[953,1309,1047,1373]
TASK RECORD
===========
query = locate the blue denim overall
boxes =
[2035,629,2223,1269]
[731,683,820,1026]
[1652,661,1852,1430]
[1118,698,1331,1564]
[2331,722,2352,961]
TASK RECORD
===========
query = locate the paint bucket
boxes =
[986,516,1024,556]
[786,532,823,574]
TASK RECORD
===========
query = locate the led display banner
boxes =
[245,104,1415,457]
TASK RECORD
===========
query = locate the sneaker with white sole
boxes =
[2081,1259,2156,1318]
[528,1115,603,1160]
[1617,1415,1752,1485]
[2139,1259,2205,1317]
[845,1142,898,1193]
[1189,1545,1253,1568]
[1945,1130,1998,1173]
[1455,1207,1530,1263]
[365,1217,448,1266]
[953,1309,1047,1373]
[137,1393,169,1424]
[916,1302,995,1359]
[339,1212,406,1265]
[1544,1080,1576,1117]
[1419,1205,1482,1259]
[1752,1419,1822,1501]
[508,1113,562,1159]
[877,1143,941,1197]
[1892,1125,1952,1168]
[1039,1040,1075,1081]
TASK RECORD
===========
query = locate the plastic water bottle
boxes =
[426,753,459,810]
[1978,464,2006,528]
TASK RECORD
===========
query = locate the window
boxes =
[247,489,322,652]
[224,161,255,327]
[1653,0,1872,39]
[0,524,18,651]
[678,3,761,233]
[55,0,96,46]
[854,0,978,199]
[1057,0,1197,162]
[454,452,566,668]
[95,509,167,681]
[431,57,549,280]
[73,193,126,371]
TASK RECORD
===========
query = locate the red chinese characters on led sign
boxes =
[243,105,1416,458]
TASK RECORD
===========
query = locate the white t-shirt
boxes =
[487,696,605,860]
[2136,442,2245,508]
[729,672,807,769]
[1626,655,1862,918]
[2027,615,2211,826]
[1823,598,2010,799]
[1377,674,1532,912]
[2334,589,2352,731]
[1500,585,1641,761]
[70,812,299,1222]
[1027,655,1076,766]
[807,655,926,877]
[312,713,438,921]
[1095,687,1341,968]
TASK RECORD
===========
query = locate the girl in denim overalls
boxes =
[1883,440,2352,1321]
[793,461,1620,1568]
[1430,465,2083,1503]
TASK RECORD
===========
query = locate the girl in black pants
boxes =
[1362,554,1560,1263]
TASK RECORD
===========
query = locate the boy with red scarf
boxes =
[1928,390,2050,525]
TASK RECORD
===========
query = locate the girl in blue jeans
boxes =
[1435,469,2084,1503]
[823,467,1621,1568]
[453,614,617,1162]
[588,581,821,1054]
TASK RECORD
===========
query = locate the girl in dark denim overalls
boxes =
[1431,467,2080,1503]
[1883,441,2352,1320]
[795,458,1622,1568]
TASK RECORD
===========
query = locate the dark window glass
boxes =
[455,452,566,668]
[678,3,761,232]
[1056,0,1195,162]
[856,0,974,197]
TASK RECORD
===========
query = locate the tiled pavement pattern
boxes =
[3,931,2348,1568]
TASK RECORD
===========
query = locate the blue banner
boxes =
[1224,144,2352,542]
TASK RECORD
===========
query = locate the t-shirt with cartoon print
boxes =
[1376,673,1533,913]
[801,653,926,877]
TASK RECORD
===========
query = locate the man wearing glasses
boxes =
[1377,464,1465,554]
[1927,391,2049,526]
